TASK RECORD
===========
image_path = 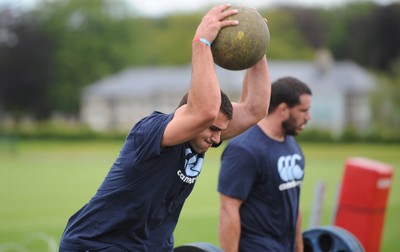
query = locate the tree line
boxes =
[0,0,399,122]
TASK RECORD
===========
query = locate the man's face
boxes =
[188,112,230,154]
[282,94,312,136]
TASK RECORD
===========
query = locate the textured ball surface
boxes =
[211,6,270,70]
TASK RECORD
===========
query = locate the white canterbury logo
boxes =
[176,147,204,184]
[277,154,304,191]
[184,148,203,177]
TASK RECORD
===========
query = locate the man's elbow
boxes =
[198,107,219,125]
[250,103,268,122]
[257,106,268,119]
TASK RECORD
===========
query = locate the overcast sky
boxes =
[0,0,397,16]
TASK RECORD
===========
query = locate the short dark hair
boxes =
[268,77,312,113]
[177,90,233,120]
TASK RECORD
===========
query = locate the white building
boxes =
[81,56,376,134]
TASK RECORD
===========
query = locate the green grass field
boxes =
[1,140,399,251]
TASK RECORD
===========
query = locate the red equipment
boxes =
[334,157,394,252]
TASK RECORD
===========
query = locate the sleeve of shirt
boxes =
[130,111,173,164]
[218,143,258,201]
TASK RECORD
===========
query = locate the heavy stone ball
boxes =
[211,6,270,71]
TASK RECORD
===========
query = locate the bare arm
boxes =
[162,4,239,147]
[295,209,304,252]
[221,55,271,140]
[219,194,243,252]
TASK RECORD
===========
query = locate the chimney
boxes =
[315,48,333,75]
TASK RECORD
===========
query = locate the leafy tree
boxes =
[126,13,201,66]
[284,7,328,48]
[2,0,399,122]
[34,0,138,114]
[0,8,52,119]
[324,3,400,71]
[260,8,315,60]
[364,4,400,70]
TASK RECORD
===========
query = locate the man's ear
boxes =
[278,103,289,119]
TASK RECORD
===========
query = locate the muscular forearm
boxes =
[219,215,241,252]
[189,42,221,119]
[295,210,304,252]
[241,55,270,119]
[219,198,242,252]
[187,4,239,120]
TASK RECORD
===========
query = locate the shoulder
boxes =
[224,126,266,157]
[229,125,263,144]
[139,111,172,125]
[131,112,172,132]
[285,136,301,148]
[128,111,173,146]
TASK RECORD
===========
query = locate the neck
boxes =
[257,116,285,142]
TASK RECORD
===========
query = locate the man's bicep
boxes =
[220,193,243,210]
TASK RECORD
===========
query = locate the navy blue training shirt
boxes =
[218,125,304,252]
[60,111,205,252]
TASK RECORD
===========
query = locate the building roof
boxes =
[83,59,376,99]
